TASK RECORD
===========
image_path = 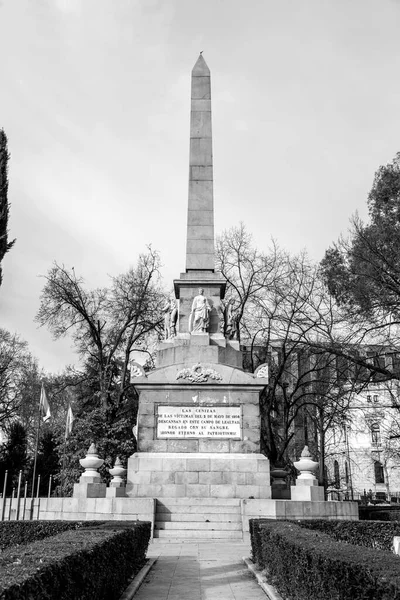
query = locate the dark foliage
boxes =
[299,519,400,552]
[0,129,15,287]
[0,520,151,600]
[0,422,29,494]
[250,519,400,600]
[321,153,400,318]
[0,520,103,551]
[58,402,136,496]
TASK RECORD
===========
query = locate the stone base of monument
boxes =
[151,497,359,540]
[106,486,127,498]
[240,498,358,542]
[126,452,271,499]
[73,481,107,499]
[290,480,325,502]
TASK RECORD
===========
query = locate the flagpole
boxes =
[62,405,73,497]
[31,387,42,498]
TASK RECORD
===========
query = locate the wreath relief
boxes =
[176,363,223,383]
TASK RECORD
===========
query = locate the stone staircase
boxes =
[153,498,243,540]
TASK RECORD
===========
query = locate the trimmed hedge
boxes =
[250,519,400,600]
[373,511,400,522]
[360,506,400,521]
[0,520,105,551]
[0,521,151,600]
[299,519,400,553]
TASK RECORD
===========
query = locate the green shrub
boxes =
[0,520,104,551]
[374,511,400,522]
[360,506,400,521]
[250,519,400,600]
[0,521,151,600]
[299,520,400,552]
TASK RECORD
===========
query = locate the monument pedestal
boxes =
[127,452,271,499]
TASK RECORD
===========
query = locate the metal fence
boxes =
[0,470,53,521]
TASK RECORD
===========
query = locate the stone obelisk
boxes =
[174,54,226,335]
[186,54,215,273]
[127,55,270,522]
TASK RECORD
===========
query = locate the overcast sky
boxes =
[1,0,400,373]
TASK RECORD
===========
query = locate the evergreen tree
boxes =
[0,129,15,287]
[0,422,29,495]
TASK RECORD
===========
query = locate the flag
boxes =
[40,384,51,422]
[65,404,74,439]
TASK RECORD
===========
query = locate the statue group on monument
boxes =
[162,290,241,339]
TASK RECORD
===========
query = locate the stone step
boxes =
[156,505,241,515]
[155,512,241,522]
[155,521,242,531]
[156,497,241,506]
[154,529,243,540]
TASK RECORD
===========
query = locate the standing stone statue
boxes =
[221,298,240,340]
[189,288,211,333]
[223,299,234,337]
[163,300,172,339]
[230,310,240,341]
[163,298,179,340]
[170,300,178,338]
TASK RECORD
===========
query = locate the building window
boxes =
[371,423,381,446]
[345,461,349,485]
[374,460,385,484]
[334,460,340,488]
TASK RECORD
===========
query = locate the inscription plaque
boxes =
[157,405,241,439]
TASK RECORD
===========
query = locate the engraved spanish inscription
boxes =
[157,405,241,439]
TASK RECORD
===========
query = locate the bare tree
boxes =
[216,226,369,486]
[0,329,41,427]
[36,247,165,411]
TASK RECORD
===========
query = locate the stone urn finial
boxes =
[108,456,127,488]
[79,443,104,478]
[293,445,318,480]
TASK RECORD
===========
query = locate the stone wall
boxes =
[127,452,270,499]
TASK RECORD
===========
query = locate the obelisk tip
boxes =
[192,53,210,76]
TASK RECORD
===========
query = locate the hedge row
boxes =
[360,506,400,521]
[372,511,400,522]
[0,521,151,600]
[0,520,105,551]
[299,520,400,552]
[250,519,400,600]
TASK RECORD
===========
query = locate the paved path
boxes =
[134,540,267,600]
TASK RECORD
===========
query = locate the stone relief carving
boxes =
[255,364,269,379]
[189,288,211,333]
[176,363,223,383]
[130,362,146,378]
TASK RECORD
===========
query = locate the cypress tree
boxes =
[0,129,15,287]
